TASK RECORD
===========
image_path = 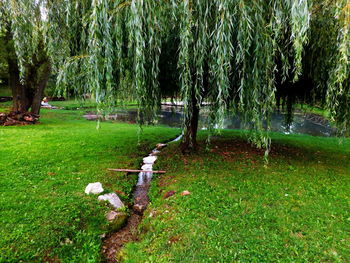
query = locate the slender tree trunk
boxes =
[181,92,200,153]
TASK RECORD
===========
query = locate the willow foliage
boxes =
[326,0,350,135]
[0,0,45,77]
[1,0,349,149]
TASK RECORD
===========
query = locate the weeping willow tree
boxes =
[304,0,350,136]
[0,0,51,115]
[1,0,349,152]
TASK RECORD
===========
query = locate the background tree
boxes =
[305,0,350,135]
[0,0,51,115]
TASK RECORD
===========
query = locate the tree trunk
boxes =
[5,29,31,113]
[4,28,50,116]
[8,58,50,115]
[30,61,51,115]
[8,56,32,112]
[181,93,200,153]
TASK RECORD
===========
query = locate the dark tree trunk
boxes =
[7,57,50,115]
[29,61,51,115]
[181,93,200,153]
[5,29,31,113]
[7,56,31,112]
[4,27,50,117]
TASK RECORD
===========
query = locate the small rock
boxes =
[98,193,124,209]
[85,182,104,195]
[60,238,73,245]
[149,210,156,218]
[106,210,119,221]
[106,211,128,231]
[156,143,167,150]
[181,190,191,196]
[143,156,157,164]
[133,204,146,214]
[164,190,176,199]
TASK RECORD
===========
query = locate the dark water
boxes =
[84,105,336,137]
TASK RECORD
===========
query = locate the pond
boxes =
[84,105,336,137]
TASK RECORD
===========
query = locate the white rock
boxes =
[85,182,104,195]
[98,193,124,209]
[143,156,157,164]
[141,164,153,171]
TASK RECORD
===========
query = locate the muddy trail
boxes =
[102,135,182,262]
[102,211,142,262]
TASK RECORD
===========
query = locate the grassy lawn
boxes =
[0,106,179,262]
[0,87,11,97]
[294,104,330,119]
[1,100,349,262]
[122,131,350,262]
[49,99,138,110]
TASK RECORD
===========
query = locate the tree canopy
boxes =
[0,0,349,151]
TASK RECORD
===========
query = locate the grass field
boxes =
[0,87,11,97]
[122,131,350,262]
[1,101,349,262]
[0,106,179,262]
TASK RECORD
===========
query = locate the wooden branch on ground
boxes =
[108,169,166,174]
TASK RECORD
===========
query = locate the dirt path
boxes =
[101,134,182,262]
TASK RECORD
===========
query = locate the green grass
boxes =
[0,87,11,97]
[1,100,349,262]
[0,107,179,262]
[294,104,330,119]
[49,99,138,110]
[49,99,99,109]
[122,130,350,262]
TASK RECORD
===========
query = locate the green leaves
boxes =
[326,0,350,136]
[4,0,347,147]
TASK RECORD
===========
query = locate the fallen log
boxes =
[108,169,166,174]
[0,96,12,103]
[0,111,39,126]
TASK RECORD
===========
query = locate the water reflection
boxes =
[84,105,336,137]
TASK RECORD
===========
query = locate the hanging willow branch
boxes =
[2,0,349,150]
[326,0,350,135]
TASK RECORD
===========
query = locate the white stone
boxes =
[143,156,157,164]
[85,182,104,195]
[98,193,124,209]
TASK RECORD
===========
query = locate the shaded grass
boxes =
[0,108,179,262]
[49,99,138,110]
[294,104,330,119]
[122,130,350,262]
[0,87,11,97]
